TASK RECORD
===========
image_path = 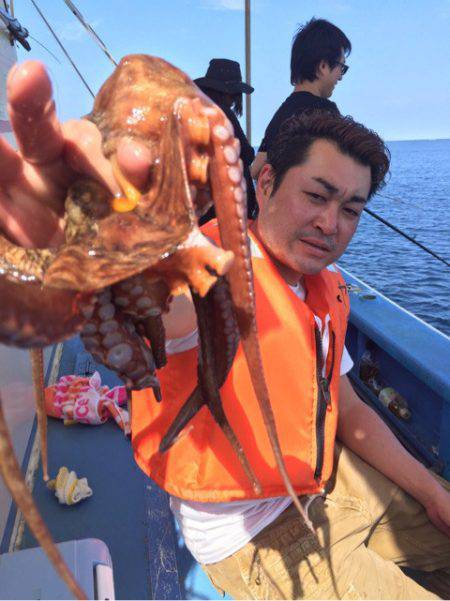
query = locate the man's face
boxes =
[254,139,371,284]
[319,50,346,98]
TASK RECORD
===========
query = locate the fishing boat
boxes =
[0,3,448,599]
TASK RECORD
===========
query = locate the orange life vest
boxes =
[132,221,350,502]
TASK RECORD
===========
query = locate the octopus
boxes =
[0,55,311,598]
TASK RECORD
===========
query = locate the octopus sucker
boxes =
[0,394,87,600]
[0,53,314,593]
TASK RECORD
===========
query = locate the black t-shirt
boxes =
[259,92,339,153]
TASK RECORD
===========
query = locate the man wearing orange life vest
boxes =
[132,112,450,599]
[1,63,450,599]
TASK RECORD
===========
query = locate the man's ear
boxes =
[256,163,275,209]
[317,59,328,78]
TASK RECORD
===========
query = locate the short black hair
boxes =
[267,111,390,199]
[290,18,351,85]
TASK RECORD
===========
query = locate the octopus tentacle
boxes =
[154,234,234,298]
[0,394,86,600]
[0,238,94,348]
[208,275,241,379]
[112,273,171,320]
[191,286,261,494]
[80,288,160,392]
[159,277,261,491]
[0,277,92,348]
[206,107,313,527]
[160,276,238,451]
[138,314,167,370]
[30,349,49,481]
[112,274,169,372]
[159,387,202,453]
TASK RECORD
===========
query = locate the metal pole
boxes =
[245,0,251,146]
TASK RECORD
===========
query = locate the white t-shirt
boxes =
[167,276,353,565]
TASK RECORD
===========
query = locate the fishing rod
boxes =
[29,0,94,97]
[28,33,61,64]
[363,207,450,268]
[377,191,423,212]
[62,0,117,66]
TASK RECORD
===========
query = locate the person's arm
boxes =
[250,151,267,179]
[162,291,197,340]
[337,375,450,536]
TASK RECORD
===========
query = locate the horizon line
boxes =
[386,136,450,143]
[253,136,450,150]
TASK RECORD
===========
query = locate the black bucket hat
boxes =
[194,59,254,94]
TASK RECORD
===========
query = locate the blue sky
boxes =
[14,0,450,144]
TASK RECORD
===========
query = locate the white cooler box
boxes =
[0,538,115,600]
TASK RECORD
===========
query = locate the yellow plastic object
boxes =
[47,467,93,506]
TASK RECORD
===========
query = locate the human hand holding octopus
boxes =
[0,60,151,248]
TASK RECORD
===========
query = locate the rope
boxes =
[62,0,117,66]
[363,207,450,268]
[29,0,94,97]
[28,33,61,63]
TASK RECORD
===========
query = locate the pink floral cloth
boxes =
[45,371,130,434]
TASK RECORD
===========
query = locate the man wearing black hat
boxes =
[195,58,257,221]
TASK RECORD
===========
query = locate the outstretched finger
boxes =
[116,138,153,190]
[0,188,64,248]
[64,126,152,195]
[63,119,119,195]
[0,136,22,185]
[7,61,64,165]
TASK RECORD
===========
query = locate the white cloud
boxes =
[441,0,450,19]
[332,1,350,11]
[199,0,244,11]
[57,19,102,42]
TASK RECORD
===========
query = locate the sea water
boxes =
[334,139,450,337]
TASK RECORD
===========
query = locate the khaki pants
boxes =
[203,445,450,599]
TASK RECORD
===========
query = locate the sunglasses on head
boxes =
[334,61,349,75]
